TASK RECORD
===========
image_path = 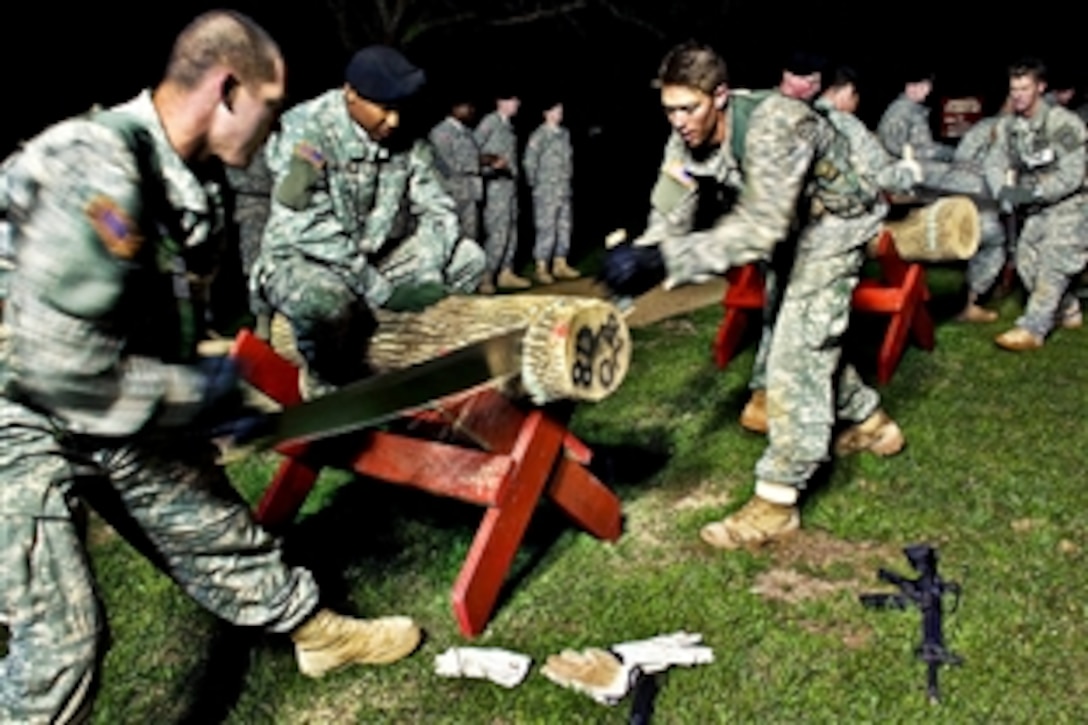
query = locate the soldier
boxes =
[252,45,486,397]
[741,65,921,433]
[986,57,1088,350]
[877,66,955,183]
[523,99,580,284]
[935,96,1014,322]
[475,90,529,292]
[0,12,421,723]
[429,94,484,243]
[602,42,905,549]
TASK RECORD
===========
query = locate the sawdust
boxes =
[1011,517,1047,533]
[670,480,733,511]
[749,568,853,604]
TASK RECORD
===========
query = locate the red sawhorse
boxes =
[229,330,623,638]
[712,229,935,385]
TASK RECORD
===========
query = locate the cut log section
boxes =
[270,294,632,405]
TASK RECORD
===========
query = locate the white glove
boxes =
[540,647,634,705]
[434,647,532,689]
[611,631,715,674]
[604,228,628,249]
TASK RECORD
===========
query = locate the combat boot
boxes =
[534,260,555,285]
[956,302,999,323]
[739,389,768,434]
[1060,302,1083,329]
[699,487,800,550]
[994,327,1043,351]
[833,409,905,457]
[496,267,532,290]
[552,257,582,280]
[477,272,496,295]
[292,608,422,678]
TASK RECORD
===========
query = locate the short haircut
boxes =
[1008,57,1047,83]
[826,65,860,93]
[654,40,728,94]
[164,10,281,89]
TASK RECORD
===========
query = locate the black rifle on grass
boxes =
[860,543,962,704]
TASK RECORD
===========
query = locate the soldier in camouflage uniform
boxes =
[603,42,905,549]
[985,58,1088,350]
[741,65,920,434]
[429,96,484,243]
[475,91,529,292]
[523,100,580,284]
[932,99,1013,323]
[251,46,485,396]
[0,14,421,722]
[877,67,955,184]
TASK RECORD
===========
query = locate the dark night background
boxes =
[3,1,1084,252]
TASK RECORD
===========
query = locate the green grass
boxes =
[79,267,1088,723]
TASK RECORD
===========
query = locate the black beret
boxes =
[784,50,826,77]
[345,45,425,104]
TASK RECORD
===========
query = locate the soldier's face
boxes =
[826,84,859,114]
[345,86,401,142]
[1009,75,1043,116]
[781,71,822,101]
[661,84,725,149]
[545,103,563,125]
[498,97,520,117]
[210,59,286,167]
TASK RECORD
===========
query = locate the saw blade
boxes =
[248,329,523,450]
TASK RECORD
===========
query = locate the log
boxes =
[270,294,632,405]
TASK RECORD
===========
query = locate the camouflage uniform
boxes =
[985,100,1088,337]
[877,93,955,183]
[428,115,484,242]
[251,89,485,384]
[523,122,573,263]
[748,97,916,390]
[474,110,519,274]
[658,91,886,491]
[224,150,273,279]
[0,91,320,723]
[933,115,1009,295]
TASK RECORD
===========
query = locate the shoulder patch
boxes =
[86,196,143,259]
[1054,125,1082,153]
[293,141,325,169]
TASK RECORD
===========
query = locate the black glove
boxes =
[384,281,448,313]
[997,185,1036,208]
[599,244,666,298]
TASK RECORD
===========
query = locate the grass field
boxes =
[47,267,1088,722]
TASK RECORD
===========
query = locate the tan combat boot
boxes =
[739,389,768,434]
[552,257,582,280]
[534,260,555,285]
[496,267,532,290]
[1060,303,1083,329]
[699,486,800,550]
[292,608,422,678]
[833,409,905,457]
[956,302,999,323]
[994,327,1043,351]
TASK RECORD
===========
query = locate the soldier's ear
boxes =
[712,84,728,110]
[221,75,239,113]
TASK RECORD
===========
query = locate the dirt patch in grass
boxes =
[797,617,874,650]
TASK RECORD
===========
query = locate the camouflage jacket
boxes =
[256,89,459,308]
[428,115,483,203]
[984,99,1087,210]
[523,123,572,192]
[659,91,879,286]
[877,93,955,162]
[2,90,232,436]
[474,110,518,181]
[954,116,1001,167]
[814,97,912,196]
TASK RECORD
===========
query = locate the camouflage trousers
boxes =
[753,213,883,489]
[450,190,481,244]
[966,208,1010,295]
[258,237,485,384]
[0,397,319,723]
[482,179,519,274]
[531,189,572,262]
[1014,199,1088,337]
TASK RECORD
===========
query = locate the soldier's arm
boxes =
[983,120,1014,195]
[523,130,541,187]
[1033,113,1087,202]
[660,101,815,285]
[10,123,230,435]
[908,111,955,161]
[876,105,907,157]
